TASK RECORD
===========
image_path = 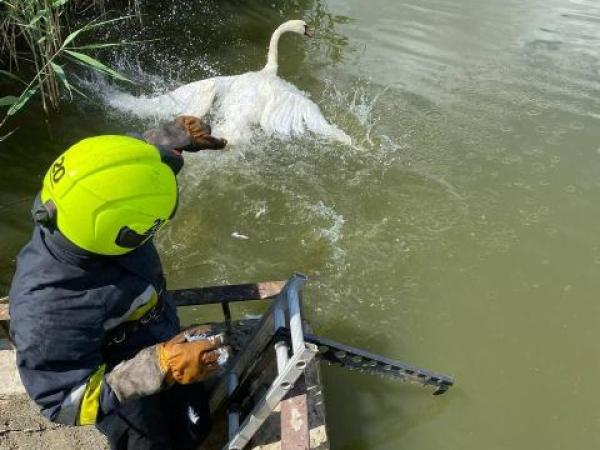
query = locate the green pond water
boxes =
[2,0,600,448]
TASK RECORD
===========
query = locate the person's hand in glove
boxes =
[176,116,228,151]
[144,115,227,152]
[106,326,227,404]
[141,115,227,175]
[158,326,226,384]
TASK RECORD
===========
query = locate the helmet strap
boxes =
[115,219,165,249]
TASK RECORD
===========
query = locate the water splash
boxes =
[308,201,347,265]
[91,53,352,145]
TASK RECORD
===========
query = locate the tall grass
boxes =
[0,0,135,137]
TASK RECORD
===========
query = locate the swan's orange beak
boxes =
[304,26,314,38]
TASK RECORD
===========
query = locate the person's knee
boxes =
[96,394,173,450]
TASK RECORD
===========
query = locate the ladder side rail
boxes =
[221,273,309,448]
[209,274,305,414]
[287,285,305,355]
[227,373,240,440]
[209,306,277,413]
[222,346,317,450]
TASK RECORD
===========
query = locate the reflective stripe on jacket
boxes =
[9,223,180,425]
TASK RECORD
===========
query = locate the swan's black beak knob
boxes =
[304,26,315,38]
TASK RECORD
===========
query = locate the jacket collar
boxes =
[42,225,106,268]
[33,193,163,283]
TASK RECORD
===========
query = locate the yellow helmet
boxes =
[40,135,178,256]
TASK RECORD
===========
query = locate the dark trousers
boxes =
[96,383,211,450]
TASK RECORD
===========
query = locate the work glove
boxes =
[144,116,227,152]
[158,326,226,384]
[106,325,227,404]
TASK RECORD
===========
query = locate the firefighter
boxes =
[9,116,227,449]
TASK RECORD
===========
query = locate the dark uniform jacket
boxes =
[9,222,180,425]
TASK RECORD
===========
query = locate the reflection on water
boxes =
[2,0,600,449]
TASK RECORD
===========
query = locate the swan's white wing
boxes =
[210,72,266,144]
[105,76,232,119]
[259,77,351,144]
[167,76,233,117]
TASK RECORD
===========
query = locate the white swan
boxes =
[107,20,351,145]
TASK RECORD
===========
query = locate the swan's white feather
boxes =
[106,76,232,119]
[259,75,350,143]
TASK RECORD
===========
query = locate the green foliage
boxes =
[64,49,132,83]
[0,0,135,131]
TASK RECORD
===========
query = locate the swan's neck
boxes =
[263,27,285,74]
